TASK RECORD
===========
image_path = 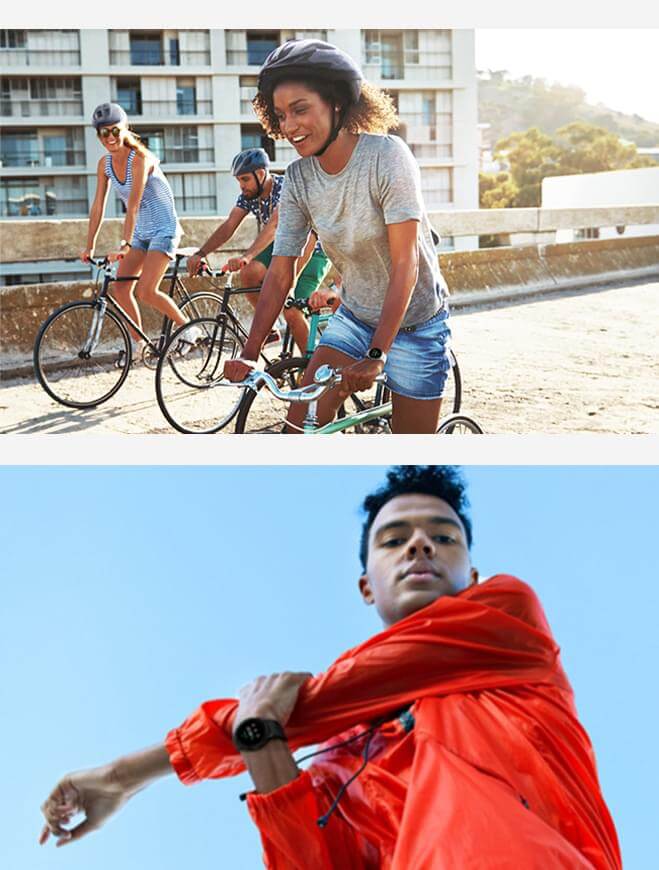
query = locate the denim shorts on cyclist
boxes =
[318,303,451,400]
[131,233,182,260]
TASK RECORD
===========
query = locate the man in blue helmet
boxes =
[188,148,333,351]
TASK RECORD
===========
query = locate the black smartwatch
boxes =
[367,347,387,365]
[233,718,287,752]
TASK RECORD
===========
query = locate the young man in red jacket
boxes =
[40,467,620,868]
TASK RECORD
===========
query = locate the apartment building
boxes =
[0,28,478,282]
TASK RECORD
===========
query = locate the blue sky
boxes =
[1,465,656,869]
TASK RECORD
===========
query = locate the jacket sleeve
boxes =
[244,771,372,870]
[165,575,563,784]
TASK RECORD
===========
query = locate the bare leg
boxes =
[285,346,359,434]
[110,248,146,342]
[239,261,267,310]
[134,251,188,328]
[391,392,443,434]
[283,305,310,354]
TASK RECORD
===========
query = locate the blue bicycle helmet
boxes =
[91,102,128,130]
[231,148,270,177]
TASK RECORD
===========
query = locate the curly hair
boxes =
[359,466,472,569]
[253,76,399,139]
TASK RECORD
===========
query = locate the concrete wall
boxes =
[3,230,658,374]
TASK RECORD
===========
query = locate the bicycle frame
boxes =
[88,255,224,356]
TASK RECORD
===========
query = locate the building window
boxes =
[1,130,39,167]
[420,167,453,208]
[176,80,196,115]
[130,32,163,65]
[0,30,27,49]
[0,175,87,217]
[246,31,279,66]
[115,78,142,115]
[240,124,275,161]
[239,75,258,115]
[169,38,180,66]
[168,172,216,214]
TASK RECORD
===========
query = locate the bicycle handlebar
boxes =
[218,364,386,403]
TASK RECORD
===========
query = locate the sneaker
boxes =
[176,324,204,357]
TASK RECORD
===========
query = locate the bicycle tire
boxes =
[34,300,131,408]
[155,316,246,433]
[436,414,483,434]
[234,357,309,434]
[178,291,225,322]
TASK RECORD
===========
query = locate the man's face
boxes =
[236,170,264,200]
[359,493,478,627]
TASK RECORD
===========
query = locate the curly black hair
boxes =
[359,466,472,569]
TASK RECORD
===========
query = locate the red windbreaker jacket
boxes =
[165,575,620,869]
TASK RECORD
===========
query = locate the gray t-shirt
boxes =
[273,133,447,328]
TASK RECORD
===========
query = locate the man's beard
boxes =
[243,189,259,201]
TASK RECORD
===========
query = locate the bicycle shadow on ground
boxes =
[0,395,169,435]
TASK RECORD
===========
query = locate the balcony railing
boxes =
[0,197,88,217]
[0,99,83,118]
[409,143,452,160]
[363,49,452,80]
[109,49,211,66]
[176,195,216,214]
[160,147,214,164]
[226,48,276,66]
[0,148,86,168]
[118,99,212,118]
[0,48,81,67]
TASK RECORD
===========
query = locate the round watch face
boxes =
[236,718,266,747]
[368,348,384,360]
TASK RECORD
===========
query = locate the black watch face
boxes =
[236,718,266,748]
[368,348,383,360]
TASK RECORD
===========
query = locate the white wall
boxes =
[543,168,659,241]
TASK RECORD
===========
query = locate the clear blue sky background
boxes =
[2,465,656,869]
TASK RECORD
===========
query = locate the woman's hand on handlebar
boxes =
[39,764,133,848]
[308,288,338,311]
[80,248,94,264]
[338,358,385,398]
[224,358,258,383]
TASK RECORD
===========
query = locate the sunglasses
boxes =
[98,126,123,139]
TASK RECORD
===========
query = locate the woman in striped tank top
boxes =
[81,103,200,356]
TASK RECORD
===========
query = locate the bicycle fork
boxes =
[81,298,108,357]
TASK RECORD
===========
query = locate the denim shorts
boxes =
[318,303,452,400]
[131,233,181,259]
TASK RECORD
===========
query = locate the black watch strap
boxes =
[233,717,287,752]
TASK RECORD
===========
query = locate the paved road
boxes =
[2,279,658,435]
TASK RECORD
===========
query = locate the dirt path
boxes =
[2,280,657,435]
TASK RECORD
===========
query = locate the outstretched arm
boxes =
[39,744,172,847]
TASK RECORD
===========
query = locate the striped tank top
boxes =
[105,149,182,240]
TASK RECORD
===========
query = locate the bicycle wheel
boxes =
[437,414,483,434]
[179,291,225,321]
[155,317,246,433]
[34,300,131,408]
[234,357,309,434]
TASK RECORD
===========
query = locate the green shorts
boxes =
[254,243,332,300]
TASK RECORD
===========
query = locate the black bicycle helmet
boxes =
[258,39,363,157]
[91,102,128,130]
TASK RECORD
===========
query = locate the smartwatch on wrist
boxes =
[119,239,131,249]
[367,347,387,365]
[233,718,287,752]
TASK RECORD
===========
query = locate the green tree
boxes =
[492,127,563,206]
[479,171,518,209]
[555,122,655,174]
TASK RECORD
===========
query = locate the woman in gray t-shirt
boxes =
[225,40,452,434]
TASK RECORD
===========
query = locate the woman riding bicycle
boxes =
[225,40,451,434]
[81,102,200,360]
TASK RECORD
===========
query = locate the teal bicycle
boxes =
[232,365,482,434]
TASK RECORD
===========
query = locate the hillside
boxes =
[478,73,659,149]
